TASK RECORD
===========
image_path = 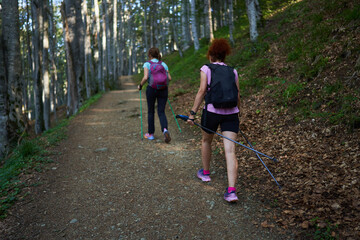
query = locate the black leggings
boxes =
[146,86,168,134]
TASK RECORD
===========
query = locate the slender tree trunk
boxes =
[43,0,51,130]
[223,0,228,26]
[82,0,91,98]
[149,1,154,47]
[101,7,107,84]
[204,0,214,42]
[181,0,191,50]
[113,0,118,87]
[170,1,183,57]
[190,0,199,51]
[31,0,45,134]
[228,0,235,46]
[49,0,58,122]
[246,0,259,42]
[93,0,104,91]
[3,0,25,139]
[0,6,9,157]
[103,0,112,82]
[119,0,124,77]
[143,0,149,52]
[25,0,33,121]
[75,0,85,105]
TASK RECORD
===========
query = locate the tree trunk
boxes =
[181,0,191,50]
[62,1,82,116]
[113,0,118,88]
[101,6,107,84]
[48,0,58,122]
[170,1,183,57]
[103,0,112,84]
[190,0,199,51]
[25,0,33,121]
[0,6,9,157]
[119,0,124,77]
[246,0,259,42]
[93,0,104,91]
[82,0,91,98]
[43,0,51,130]
[3,0,25,140]
[31,0,45,134]
[143,0,149,53]
[204,0,214,42]
[228,0,235,46]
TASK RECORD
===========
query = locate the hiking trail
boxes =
[1,77,293,239]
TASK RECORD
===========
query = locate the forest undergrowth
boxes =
[161,0,360,239]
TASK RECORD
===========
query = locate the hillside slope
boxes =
[161,0,359,239]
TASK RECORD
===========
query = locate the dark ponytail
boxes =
[148,47,162,61]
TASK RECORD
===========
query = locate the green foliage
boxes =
[310,218,339,240]
[342,4,360,21]
[281,82,305,106]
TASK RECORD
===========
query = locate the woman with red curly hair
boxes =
[187,39,240,202]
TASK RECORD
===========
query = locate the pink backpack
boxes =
[148,60,168,90]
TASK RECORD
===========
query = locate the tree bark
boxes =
[170,3,183,57]
[190,0,200,51]
[82,0,91,98]
[61,1,83,116]
[31,0,45,134]
[49,0,58,122]
[113,0,118,88]
[228,0,235,46]
[143,0,149,53]
[0,5,9,157]
[204,0,214,42]
[119,0,124,77]
[181,0,191,50]
[93,0,104,91]
[43,0,51,130]
[246,0,259,42]
[101,4,107,84]
[2,0,25,139]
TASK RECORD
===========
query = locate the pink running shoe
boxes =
[224,188,239,203]
[197,169,211,182]
[144,133,154,140]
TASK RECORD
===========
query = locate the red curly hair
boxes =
[206,38,231,62]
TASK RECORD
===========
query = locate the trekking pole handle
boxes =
[176,114,191,121]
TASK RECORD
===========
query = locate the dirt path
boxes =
[2,77,293,239]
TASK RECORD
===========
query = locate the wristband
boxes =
[190,110,196,115]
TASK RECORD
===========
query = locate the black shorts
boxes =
[201,109,239,134]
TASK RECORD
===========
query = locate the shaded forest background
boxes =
[0,0,359,239]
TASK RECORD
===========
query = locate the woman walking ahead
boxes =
[138,47,172,143]
[187,39,241,202]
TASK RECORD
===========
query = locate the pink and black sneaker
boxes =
[197,169,211,182]
[224,188,238,203]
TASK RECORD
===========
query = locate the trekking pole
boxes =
[176,114,281,189]
[140,90,143,140]
[167,99,182,133]
[176,115,277,162]
[239,129,282,189]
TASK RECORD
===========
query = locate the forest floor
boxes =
[0,76,297,239]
